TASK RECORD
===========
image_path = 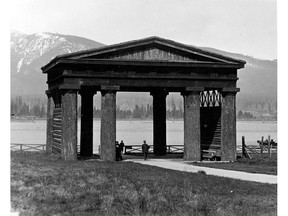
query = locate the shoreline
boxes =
[11,117,277,123]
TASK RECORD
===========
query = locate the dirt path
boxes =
[125,158,277,184]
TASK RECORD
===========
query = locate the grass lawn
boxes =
[191,153,277,175]
[11,151,277,216]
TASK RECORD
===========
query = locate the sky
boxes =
[10,0,277,60]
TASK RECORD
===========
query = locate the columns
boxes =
[100,86,118,161]
[79,88,95,157]
[61,90,78,160]
[45,91,54,155]
[182,87,203,161]
[151,89,168,156]
[221,88,239,162]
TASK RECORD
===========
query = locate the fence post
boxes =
[242,136,245,157]
[268,135,271,158]
[260,136,264,155]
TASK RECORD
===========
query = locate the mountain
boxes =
[201,47,277,99]
[10,31,277,115]
[10,30,104,95]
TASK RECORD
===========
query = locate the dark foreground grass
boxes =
[191,153,277,175]
[11,151,277,216]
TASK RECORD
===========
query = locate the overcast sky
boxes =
[10,0,277,60]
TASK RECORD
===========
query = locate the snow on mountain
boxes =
[10,31,104,95]
[11,31,104,73]
[10,31,277,103]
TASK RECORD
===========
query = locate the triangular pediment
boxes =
[86,46,204,62]
[56,36,246,65]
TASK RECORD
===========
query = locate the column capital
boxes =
[45,90,52,97]
[186,87,204,92]
[150,89,169,97]
[59,84,80,90]
[101,85,120,91]
[60,89,78,96]
[46,89,58,97]
[79,87,97,96]
[101,85,119,95]
[181,87,204,96]
[221,88,240,96]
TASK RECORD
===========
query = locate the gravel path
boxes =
[125,158,277,184]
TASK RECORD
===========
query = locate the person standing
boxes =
[115,141,122,161]
[119,140,125,155]
[142,140,150,160]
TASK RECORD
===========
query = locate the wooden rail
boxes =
[11,143,46,151]
[124,144,221,160]
[241,135,277,159]
[241,145,277,154]
[167,145,184,153]
[124,145,186,154]
[11,143,83,154]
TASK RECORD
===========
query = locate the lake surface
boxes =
[11,120,277,153]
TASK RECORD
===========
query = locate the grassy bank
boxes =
[11,151,277,216]
[191,153,277,175]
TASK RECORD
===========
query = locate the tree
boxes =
[237,110,243,119]
[171,98,177,118]
[132,105,142,118]
[40,104,46,118]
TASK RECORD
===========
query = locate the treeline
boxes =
[11,96,46,118]
[11,96,275,120]
[85,103,184,119]
[11,96,184,119]
[237,110,255,120]
[237,94,277,115]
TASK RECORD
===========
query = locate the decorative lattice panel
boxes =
[200,90,221,107]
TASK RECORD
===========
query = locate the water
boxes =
[11,120,277,153]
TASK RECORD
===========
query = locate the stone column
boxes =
[46,91,54,155]
[79,88,95,157]
[61,90,78,160]
[221,88,239,162]
[182,87,203,161]
[151,89,168,156]
[100,86,118,161]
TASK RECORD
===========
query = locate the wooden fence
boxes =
[124,145,185,154]
[11,143,83,153]
[241,135,277,159]
[11,144,83,153]
[11,143,46,152]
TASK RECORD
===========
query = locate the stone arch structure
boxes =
[42,36,245,161]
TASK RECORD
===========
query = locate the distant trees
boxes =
[88,103,182,119]
[11,96,46,118]
[117,107,132,119]
[11,96,184,120]
[237,110,255,120]
[90,103,182,119]
[12,96,271,121]
[132,104,153,119]
[167,99,183,119]
[237,95,277,116]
